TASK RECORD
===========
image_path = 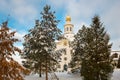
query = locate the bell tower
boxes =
[64,16,74,34]
[64,16,74,41]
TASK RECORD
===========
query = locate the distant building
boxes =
[56,16,74,72]
[111,51,120,68]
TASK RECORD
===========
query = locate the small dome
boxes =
[66,16,71,22]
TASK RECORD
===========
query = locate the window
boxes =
[67,27,68,31]
[63,64,67,71]
[64,49,67,55]
[70,27,72,31]
[64,57,67,61]
[58,65,61,68]
[70,50,73,54]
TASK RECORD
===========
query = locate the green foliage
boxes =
[71,15,113,80]
[23,5,61,78]
[23,21,46,75]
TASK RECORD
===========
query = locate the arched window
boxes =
[64,49,67,55]
[63,64,67,71]
[58,65,61,68]
[67,27,68,31]
[70,50,73,54]
[70,27,72,31]
[64,57,67,61]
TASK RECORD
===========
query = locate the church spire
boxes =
[64,16,74,34]
[64,15,74,41]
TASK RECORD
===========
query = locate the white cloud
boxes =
[111,39,120,51]
[10,29,26,42]
[49,0,120,50]
[49,0,67,8]
[100,1,120,50]
[73,21,89,33]
[14,31,26,42]
[1,0,120,51]
[0,0,38,24]
[0,0,8,12]
[101,2,120,36]
[12,53,23,64]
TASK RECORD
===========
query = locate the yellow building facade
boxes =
[56,16,74,72]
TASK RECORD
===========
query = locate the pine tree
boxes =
[40,5,61,80]
[70,26,87,72]
[0,21,28,80]
[23,20,46,77]
[23,5,61,80]
[72,16,113,80]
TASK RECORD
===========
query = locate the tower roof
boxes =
[66,16,71,22]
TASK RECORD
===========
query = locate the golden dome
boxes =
[66,16,71,22]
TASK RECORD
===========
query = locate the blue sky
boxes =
[0,0,120,51]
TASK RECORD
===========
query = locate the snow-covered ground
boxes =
[24,69,120,80]
[111,69,120,80]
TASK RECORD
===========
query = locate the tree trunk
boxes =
[49,56,51,72]
[45,55,48,80]
[39,62,42,77]
[96,71,100,80]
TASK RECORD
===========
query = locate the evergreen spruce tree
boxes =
[40,5,61,80]
[23,20,46,77]
[23,5,61,80]
[72,16,113,80]
[70,26,87,72]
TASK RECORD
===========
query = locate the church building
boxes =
[56,16,74,72]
